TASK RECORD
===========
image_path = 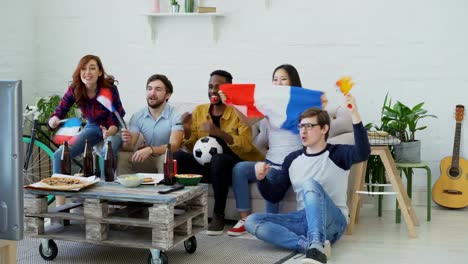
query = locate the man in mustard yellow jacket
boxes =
[174,70,264,236]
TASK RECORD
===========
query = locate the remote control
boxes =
[158,184,185,194]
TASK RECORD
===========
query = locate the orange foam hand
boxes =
[336,76,354,95]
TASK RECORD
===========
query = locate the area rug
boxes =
[17,233,294,264]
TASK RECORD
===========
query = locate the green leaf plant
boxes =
[364,93,437,192]
[381,100,437,142]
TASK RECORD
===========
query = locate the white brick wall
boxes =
[0,0,35,104]
[1,0,468,199]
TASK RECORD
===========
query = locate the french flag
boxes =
[220,84,323,134]
[52,118,82,145]
[97,88,127,129]
[97,88,115,112]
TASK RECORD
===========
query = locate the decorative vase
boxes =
[171,4,180,13]
[185,0,194,13]
[393,141,421,163]
[152,0,160,13]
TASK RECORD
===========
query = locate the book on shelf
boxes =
[197,6,216,13]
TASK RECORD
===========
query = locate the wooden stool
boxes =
[0,239,17,264]
[347,146,419,238]
[395,161,432,223]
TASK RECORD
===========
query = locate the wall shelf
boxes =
[144,13,225,42]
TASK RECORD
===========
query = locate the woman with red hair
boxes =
[49,54,125,180]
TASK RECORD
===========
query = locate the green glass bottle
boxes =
[185,0,194,13]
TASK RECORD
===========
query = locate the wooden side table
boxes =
[347,146,419,238]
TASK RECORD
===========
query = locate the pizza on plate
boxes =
[40,177,87,190]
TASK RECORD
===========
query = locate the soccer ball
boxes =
[193,136,223,166]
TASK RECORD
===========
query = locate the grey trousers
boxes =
[117,151,165,175]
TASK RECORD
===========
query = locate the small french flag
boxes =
[97,88,115,112]
[52,118,82,145]
[220,84,323,134]
[97,88,127,129]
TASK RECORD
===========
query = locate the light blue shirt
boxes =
[128,103,183,147]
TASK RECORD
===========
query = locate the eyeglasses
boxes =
[297,123,320,131]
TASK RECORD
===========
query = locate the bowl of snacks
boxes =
[175,174,202,186]
[117,174,143,187]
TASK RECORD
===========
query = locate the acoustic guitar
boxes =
[432,105,468,208]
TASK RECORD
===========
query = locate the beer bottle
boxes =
[104,141,115,182]
[163,143,175,185]
[83,139,94,177]
[61,141,71,175]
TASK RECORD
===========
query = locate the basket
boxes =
[367,130,401,146]
[175,174,202,186]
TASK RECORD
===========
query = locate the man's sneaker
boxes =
[301,248,327,264]
[207,213,225,236]
[227,219,246,236]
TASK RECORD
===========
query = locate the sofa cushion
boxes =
[327,105,353,139]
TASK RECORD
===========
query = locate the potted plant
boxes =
[170,0,180,13]
[364,93,436,213]
[381,97,437,163]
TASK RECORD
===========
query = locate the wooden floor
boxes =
[282,205,468,264]
[11,205,468,264]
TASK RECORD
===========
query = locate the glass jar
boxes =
[185,0,194,13]
[152,0,160,13]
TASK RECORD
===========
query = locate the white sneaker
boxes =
[324,240,331,259]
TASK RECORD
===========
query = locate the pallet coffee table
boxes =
[24,182,208,264]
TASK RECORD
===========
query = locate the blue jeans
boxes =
[53,123,122,178]
[232,160,280,213]
[245,180,347,253]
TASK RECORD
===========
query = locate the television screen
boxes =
[0,80,23,240]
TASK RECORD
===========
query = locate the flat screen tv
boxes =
[0,80,23,240]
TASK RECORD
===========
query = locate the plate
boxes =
[25,174,100,191]
[136,173,164,185]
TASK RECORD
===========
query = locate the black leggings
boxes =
[173,151,241,216]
